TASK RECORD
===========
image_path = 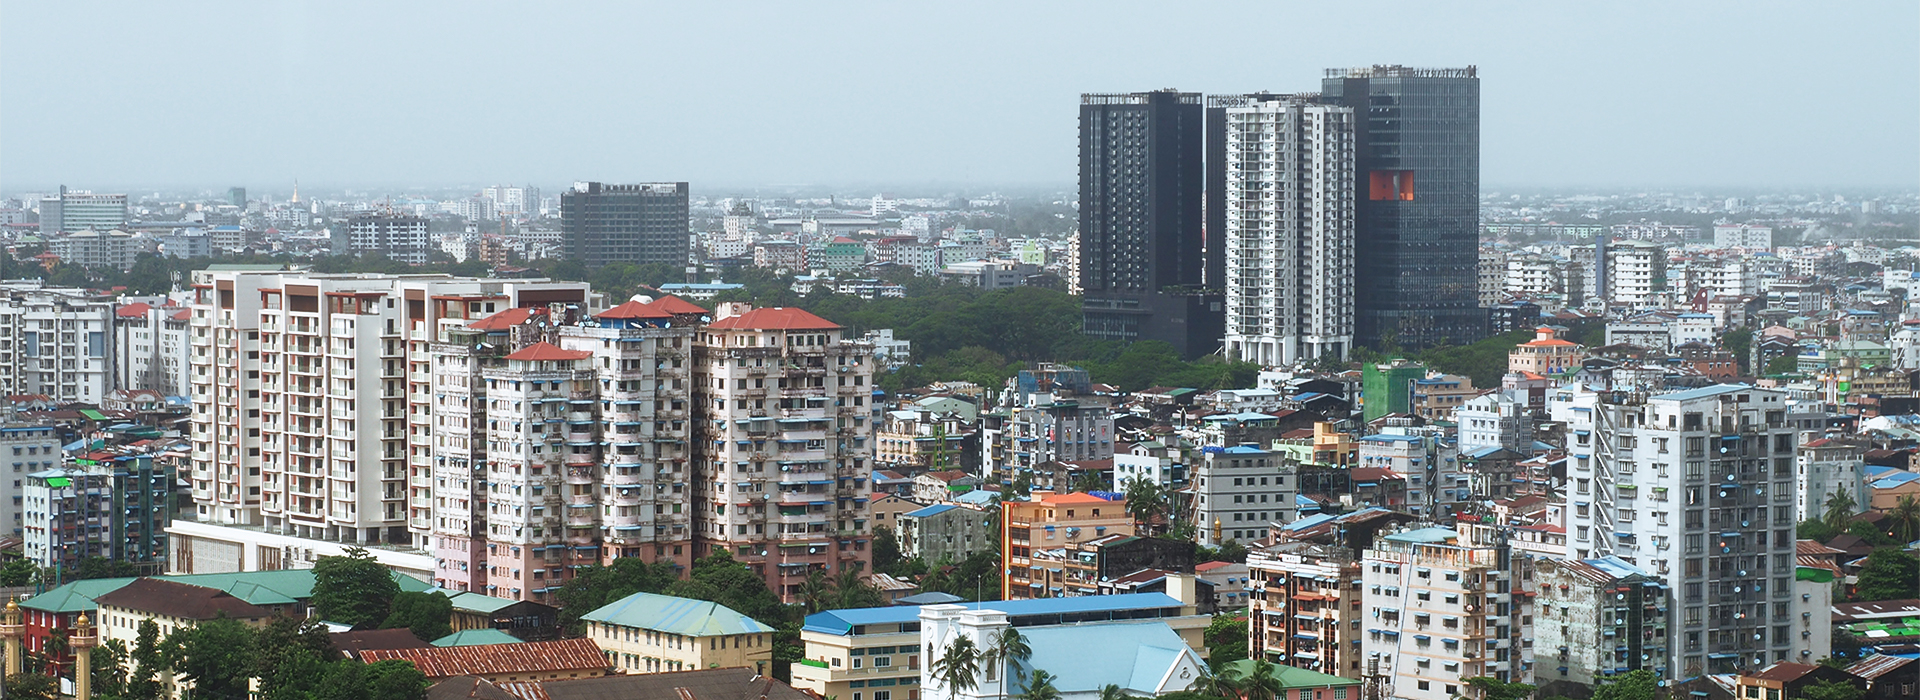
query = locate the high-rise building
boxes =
[1321,66,1481,349]
[0,282,119,403]
[691,305,876,602]
[1191,445,1297,547]
[226,187,247,208]
[1551,383,1799,676]
[186,269,592,544]
[345,213,432,264]
[1532,556,1671,689]
[427,298,703,599]
[560,182,690,267]
[1077,91,1222,359]
[0,425,63,537]
[1215,94,1355,366]
[23,467,115,572]
[1360,524,1531,699]
[37,187,128,234]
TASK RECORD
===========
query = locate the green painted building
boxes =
[1362,359,1426,422]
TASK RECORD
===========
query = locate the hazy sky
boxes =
[3,1,1916,194]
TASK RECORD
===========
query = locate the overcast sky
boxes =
[2,1,1915,194]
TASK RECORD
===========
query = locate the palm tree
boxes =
[983,627,1033,698]
[1892,494,1920,544]
[1824,488,1859,532]
[1240,659,1281,700]
[932,636,982,697]
[1018,669,1063,700]
[799,570,833,613]
[1098,684,1135,700]
[1123,477,1168,534]
[1189,663,1241,698]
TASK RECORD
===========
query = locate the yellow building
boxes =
[581,591,775,675]
[92,578,276,698]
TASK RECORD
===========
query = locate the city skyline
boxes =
[3,2,1915,191]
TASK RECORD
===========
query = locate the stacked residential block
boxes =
[187,268,877,603]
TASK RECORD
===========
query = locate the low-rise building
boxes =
[581,591,775,676]
[1247,541,1363,677]
[918,603,1207,700]
[896,504,994,566]
[1195,560,1250,612]
[1191,445,1297,547]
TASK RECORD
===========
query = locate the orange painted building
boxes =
[1000,491,1135,598]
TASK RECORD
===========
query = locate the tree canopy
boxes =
[310,548,400,629]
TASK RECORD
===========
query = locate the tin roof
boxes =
[361,638,608,679]
[579,591,772,637]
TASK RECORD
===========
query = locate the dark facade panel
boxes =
[560,182,690,267]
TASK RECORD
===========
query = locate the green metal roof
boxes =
[432,629,522,647]
[446,591,519,614]
[580,591,773,637]
[20,569,431,612]
[1220,659,1363,688]
[20,578,140,613]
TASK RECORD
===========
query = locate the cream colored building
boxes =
[581,591,774,675]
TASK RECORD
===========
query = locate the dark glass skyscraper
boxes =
[560,181,690,266]
[1321,66,1482,349]
[1078,90,1223,359]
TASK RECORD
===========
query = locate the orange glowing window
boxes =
[1369,170,1415,201]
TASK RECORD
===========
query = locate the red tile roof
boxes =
[644,296,710,316]
[115,302,151,318]
[504,343,592,362]
[170,308,191,321]
[468,307,546,331]
[596,300,671,320]
[706,307,840,331]
[360,638,608,679]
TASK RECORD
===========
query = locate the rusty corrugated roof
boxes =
[361,638,607,679]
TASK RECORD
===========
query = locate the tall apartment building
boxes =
[1216,94,1355,366]
[692,305,876,602]
[1533,556,1670,690]
[427,297,702,599]
[1191,445,1297,547]
[979,363,1114,484]
[1605,240,1668,308]
[114,300,193,397]
[186,269,592,550]
[1796,438,1869,523]
[1321,66,1482,349]
[1247,542,1363,678]
[49,230,148,269]
[1551,384,1798,676]
[344,213,432,264]
[1361,525,1530,700]
[38,187,128,234]
[0,425,63,537]
[0,282,119,403]
[1078,91,1222,359]
[560,182,690,266]
[23,467,115,572]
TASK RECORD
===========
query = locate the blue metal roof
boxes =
[903,504,959,518]
[801,593,1185,635]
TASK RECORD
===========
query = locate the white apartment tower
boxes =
[186,269,591,546]
[693,305,876,602]
[1218,95,1354,366]
[1551,383,1799,677]
[0,282,119,403]
[428,296,704,599]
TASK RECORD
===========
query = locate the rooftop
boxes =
[801,593,1186,635]
[360,638,609,679]
[706,307,840,331]
[579,591,773,637]
[92,578,275,620]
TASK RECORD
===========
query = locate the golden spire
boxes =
[75,613,89,627]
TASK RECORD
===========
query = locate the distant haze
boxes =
[2,1,1915,193]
